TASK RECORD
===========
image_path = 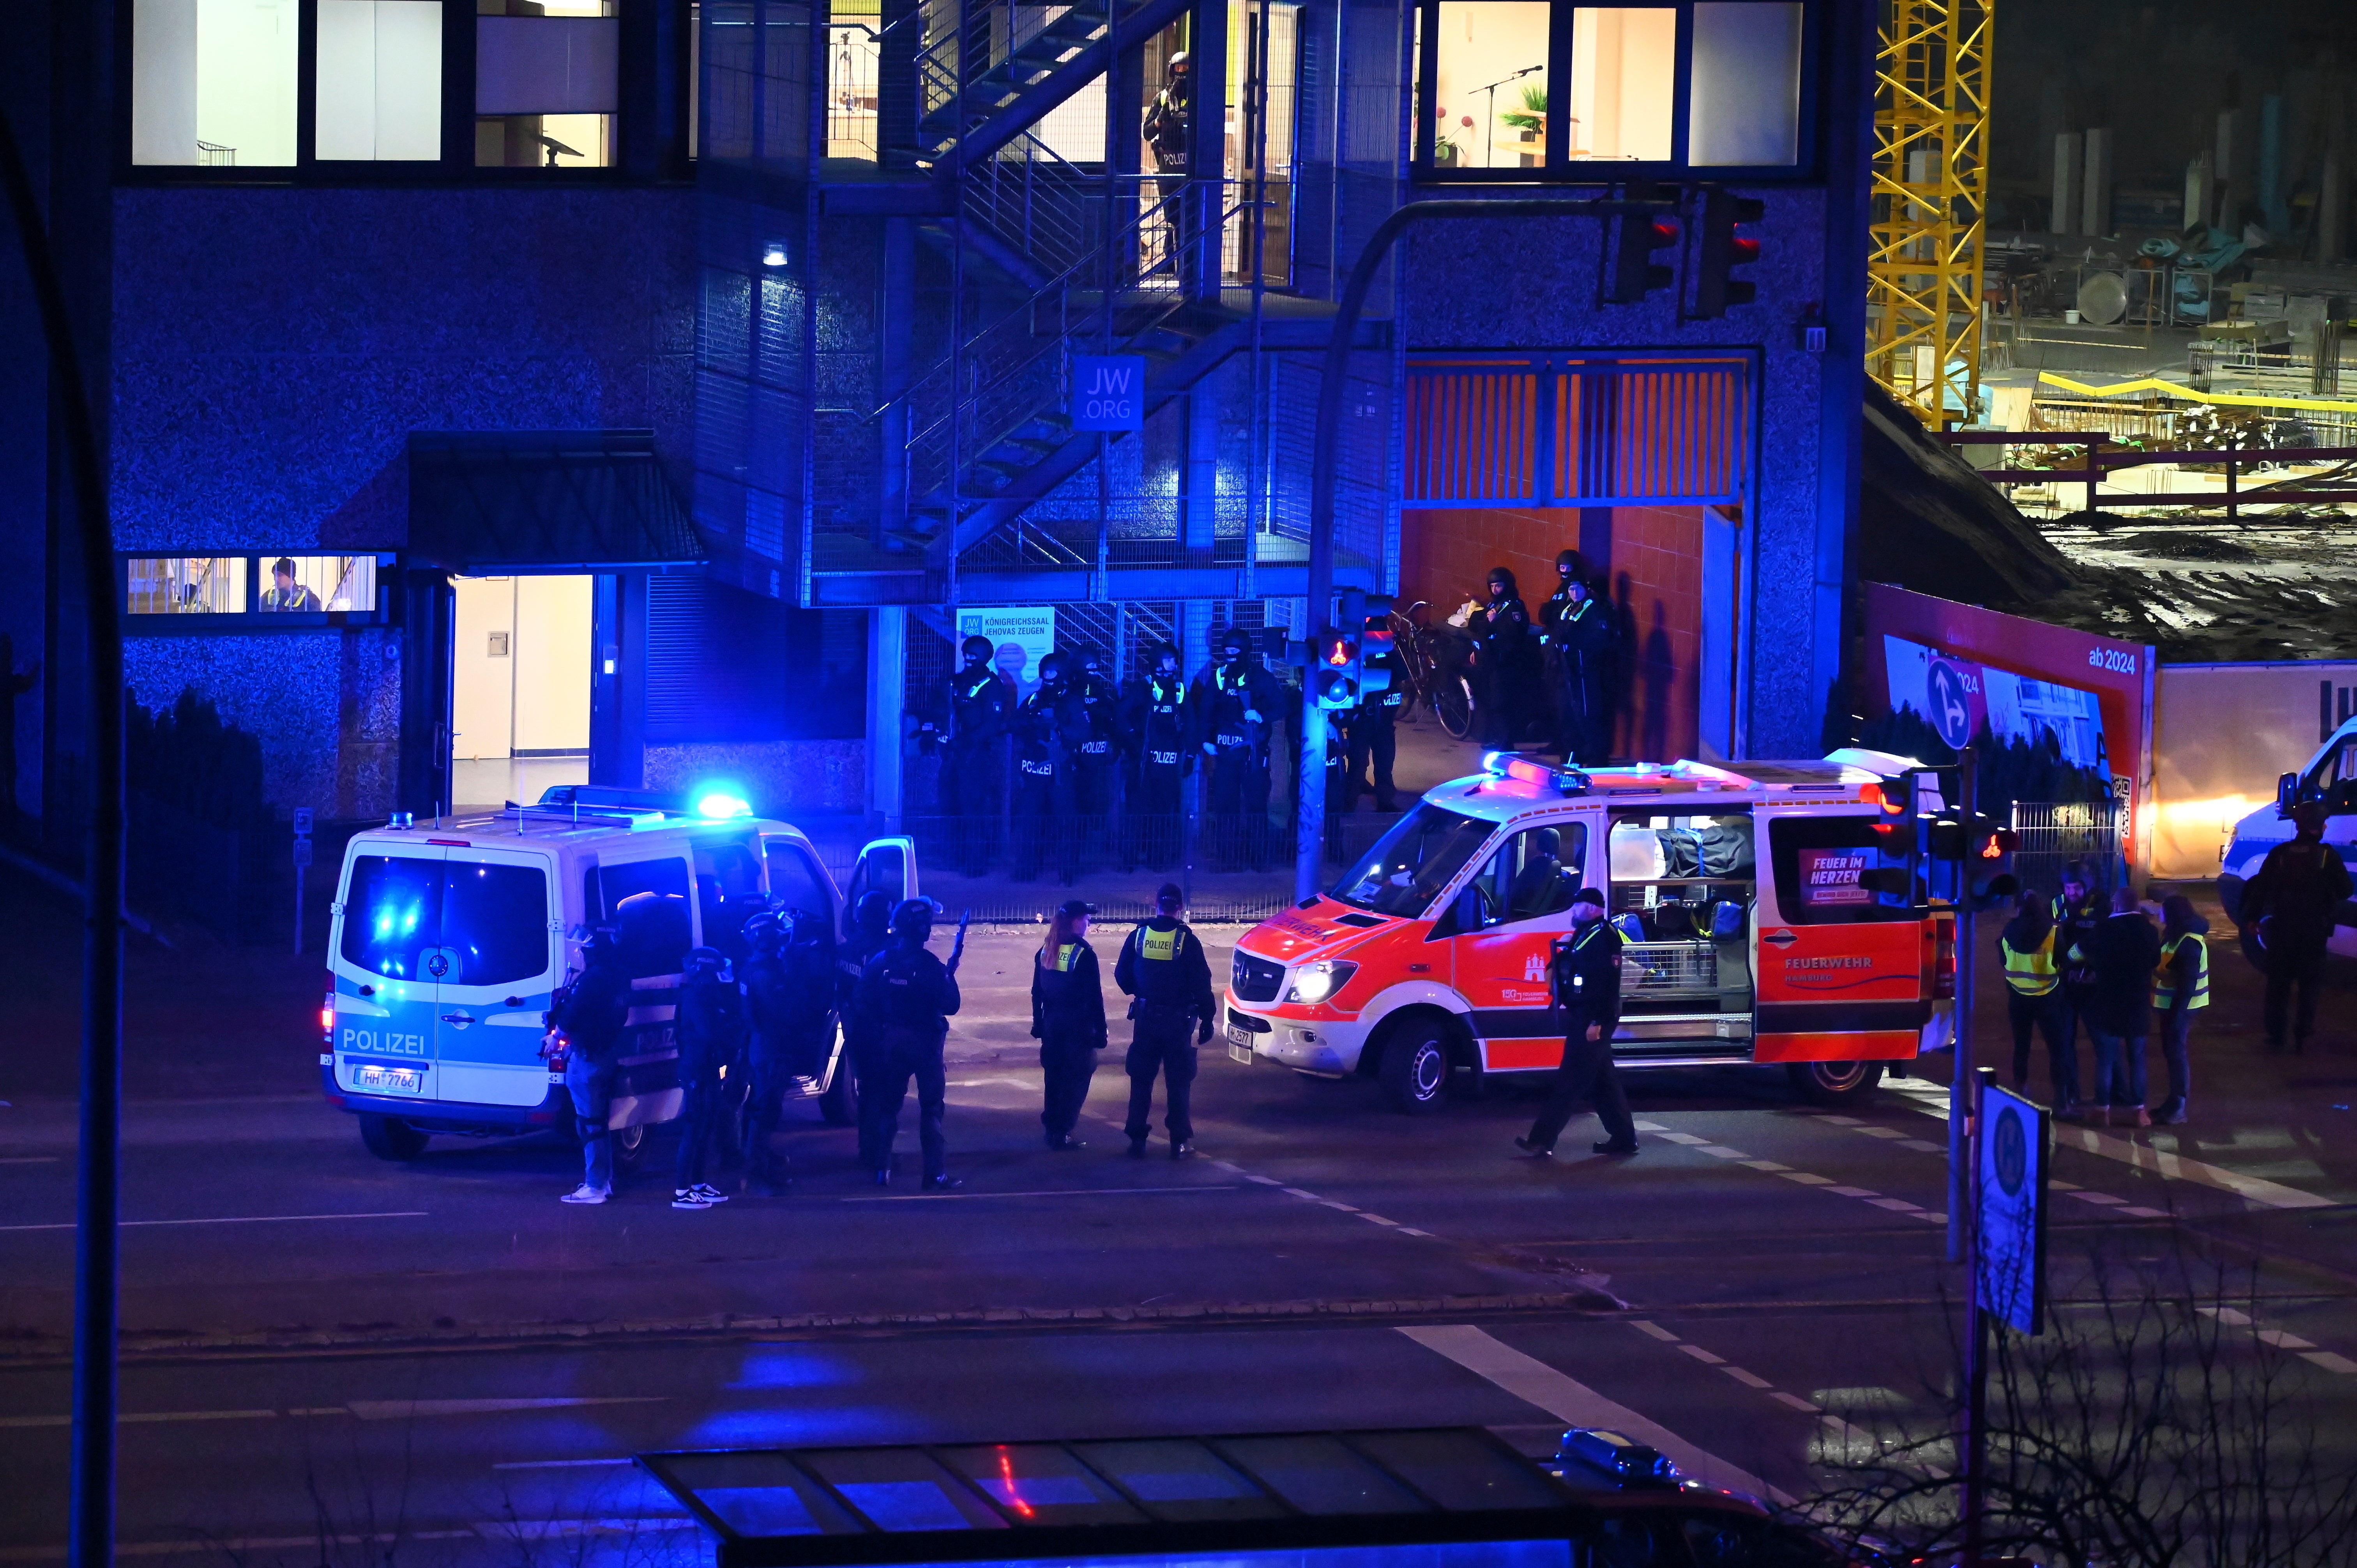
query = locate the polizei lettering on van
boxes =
[341,1025,429,1056]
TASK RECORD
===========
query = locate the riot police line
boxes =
[548,882,1221,1207]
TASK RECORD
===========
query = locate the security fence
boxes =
[2008,797,2123,899]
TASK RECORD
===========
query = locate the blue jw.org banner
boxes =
[1071,356,1147,431]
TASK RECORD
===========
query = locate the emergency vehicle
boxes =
[1224,750,1956,1111]
[2219,714,2357,959]
[322,785,916,1163]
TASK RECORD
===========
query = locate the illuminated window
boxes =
[126,557,249,615]
[316,1,445,161]
[261,555,380,613]
[476,0,620,168]
[1565,7,1673,163]
[131,0,299,167]
[1688,2,1801,165]
[1431,3,1551,170]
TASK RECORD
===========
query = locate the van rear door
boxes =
[429,848,561,1109]
[333,844,449,1100]
[846,836,920,929]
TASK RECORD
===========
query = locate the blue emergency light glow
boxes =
[695,789,753,819]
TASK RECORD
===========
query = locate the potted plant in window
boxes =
[1499,83,1545,166]
[1434,107,1463,167]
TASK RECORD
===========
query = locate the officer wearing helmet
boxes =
[671,946,746,1210]
[836,889,895,1090]
[1012,650,1080,882]
[737,910,801,1194]
[1193,627,1284,867]
[1143,50,1193,173]
[1538,550,1613,766]
[554,924,631,1204]
[855,898,965,1188]
[1121,640,1191,869]
[946,633,1011,875]
[1071,648,1122,839]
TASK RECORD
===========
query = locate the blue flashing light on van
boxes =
[323,788,919,1164]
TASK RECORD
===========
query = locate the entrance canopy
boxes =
[407,431,705,574]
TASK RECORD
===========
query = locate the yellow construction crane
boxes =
[1868,0,1991,428]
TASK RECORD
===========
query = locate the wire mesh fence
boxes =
[2009,798,2123,898]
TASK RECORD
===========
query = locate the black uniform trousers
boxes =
[1039,1030,1099,1141]
[860,1026,949,1177]
[946,737,1003,875]
[1207,745,1268,867]
[1012,759,1063,881]
[1124,1011,1200,1142]
[1557,678,1611,766]
[746,1029,821,1185]
[1345,709,1398,810]
[1132,752,1184,868]
[2264,930,2332,1047]
[1527,1015,1633,1150]
[673,1054,726,1190]
[2005,987,2072,1099]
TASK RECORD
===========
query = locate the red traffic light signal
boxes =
[1694,187,1764,318]
[1606,193,1679,304]
[1315,628,1359,709]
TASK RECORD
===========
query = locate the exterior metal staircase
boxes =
[905,0,1194,172]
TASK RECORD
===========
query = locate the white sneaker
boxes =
[560,1185,611,1205]
[671,1188,714,1210]
[689,1184,730,1204]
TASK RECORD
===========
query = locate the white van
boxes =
[322,786,917,1163]
[2219,715,2357,958]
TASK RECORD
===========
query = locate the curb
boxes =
[0,1287,1627,1364]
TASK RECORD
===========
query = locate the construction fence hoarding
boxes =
[2149,660,2357,879]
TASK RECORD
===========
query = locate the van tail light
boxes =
[322,971,336,1043]
[1932,919,1956,1001]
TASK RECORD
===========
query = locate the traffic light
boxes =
[1358,593,1395,700]
[1869,773,1919,857]
[1606,187,1679,304]
[1693,187,1764,317]
[1314,625,1358,710]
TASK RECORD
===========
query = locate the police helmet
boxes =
[1038,650,1069,683]
[960,634,993,660]
[1168,49,1192,72]
[853,888,893,933]
[1555,548,1583,572]
[1080,648,1107,674]
[891,897,938,942]
[1150,640,1180,671]
[686,946,726,972]
[742,910,783,947]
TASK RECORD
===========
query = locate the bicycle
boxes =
[1387,602,1475,740]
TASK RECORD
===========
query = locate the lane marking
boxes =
[1884,1080,2334,1210]
[1719,1366,1774,1390]
[1741,1160,1792,1172]
[1866,1197,1923,1213]
[1281,1188,1320,1199]
[0,1211,428,1234]
[1629,1321,1681,1343]
[1826,1186,1878,1199]
[347,1397,667,1420]
[492,1457,636,1470]
[1654,1133,1710,1146]
[1697,1146,1746,1158]
[1781,1172,1836,1186]
[1245,1174,1282,1185]
[0,1157,60,1165]
[0,1410,277,1429]
[1678,1344,1726,1365]
[2196,1305,2357,1376]
[843,1185,1240,1202]
[2306,1352,2357,1374]
[1397,1227,1436,1238]
[1771,1391,1821,1412]
[1397,1324,1783,1503]
[2071,1192,2128,1207]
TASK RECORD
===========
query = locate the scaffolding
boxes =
[1868,0,1991,428]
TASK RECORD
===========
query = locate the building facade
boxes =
[1,0,1870,848]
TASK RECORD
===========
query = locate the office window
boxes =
[126,557,249,615]
[1565,7,1672,163]
[1431,2,1550,170]
[477,0,621,168]
[317,2,445,161]
[260,554,381,613]
[1688,2,1801,165]
[131,0,299,166]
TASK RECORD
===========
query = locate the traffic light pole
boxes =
[1947,747,1978,1265]
[1300,196,1661,899]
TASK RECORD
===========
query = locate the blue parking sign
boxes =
[1071,355,1146,431]
[1975,1083,2049,1335]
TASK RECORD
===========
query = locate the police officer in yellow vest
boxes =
[2149,892,2209,1126]
[1999,887,2078,1113]
[1113,882,1216,1158]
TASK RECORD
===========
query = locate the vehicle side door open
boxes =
[1753,809,1928,1062]
[1449,820,1592,1070]
[846,835,920,931]
[1604,811,1756,1055]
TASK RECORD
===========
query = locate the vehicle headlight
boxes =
[1286,961,1359,1005]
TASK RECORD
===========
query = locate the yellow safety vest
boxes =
[1049,943,1083,973]
[2152,933,2210,1011]
[1140,926,1180,964]
[2000,927,2060,996]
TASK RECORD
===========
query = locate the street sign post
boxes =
[1964,1071,2050,1565]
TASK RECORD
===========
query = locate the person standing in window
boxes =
[260,557,320,612]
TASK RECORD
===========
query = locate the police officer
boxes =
[740,911,829,1194]
[1012,650,1078,883]
[1071,648,1122,847]
[1032,899,1107,1149]
[1515,888,1637,1156]
[1343,670,1405,813]
[1194,629,1282,868]
[672,947,746,1210]
[1541,570,1613,766]
[554,925,632,1204]
[855,899,965,1188]
[947,634,1011,875]
[1142,51,1193,173]
[1122,641,1191,869]
[1113,882,1216,1158]
[1474,567,1537,749]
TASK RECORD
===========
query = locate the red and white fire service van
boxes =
[1224,749,1956,1111]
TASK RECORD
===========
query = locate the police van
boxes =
[322,785,916,1162]
[1224,750,1956,1112]
[2218,714,2357,957]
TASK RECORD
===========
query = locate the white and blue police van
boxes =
[322,785,917,1163]
[2218,715,2357,958]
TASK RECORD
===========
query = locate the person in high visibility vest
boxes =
[1999,887,2076,1112]
[2150,892,2210,1127]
